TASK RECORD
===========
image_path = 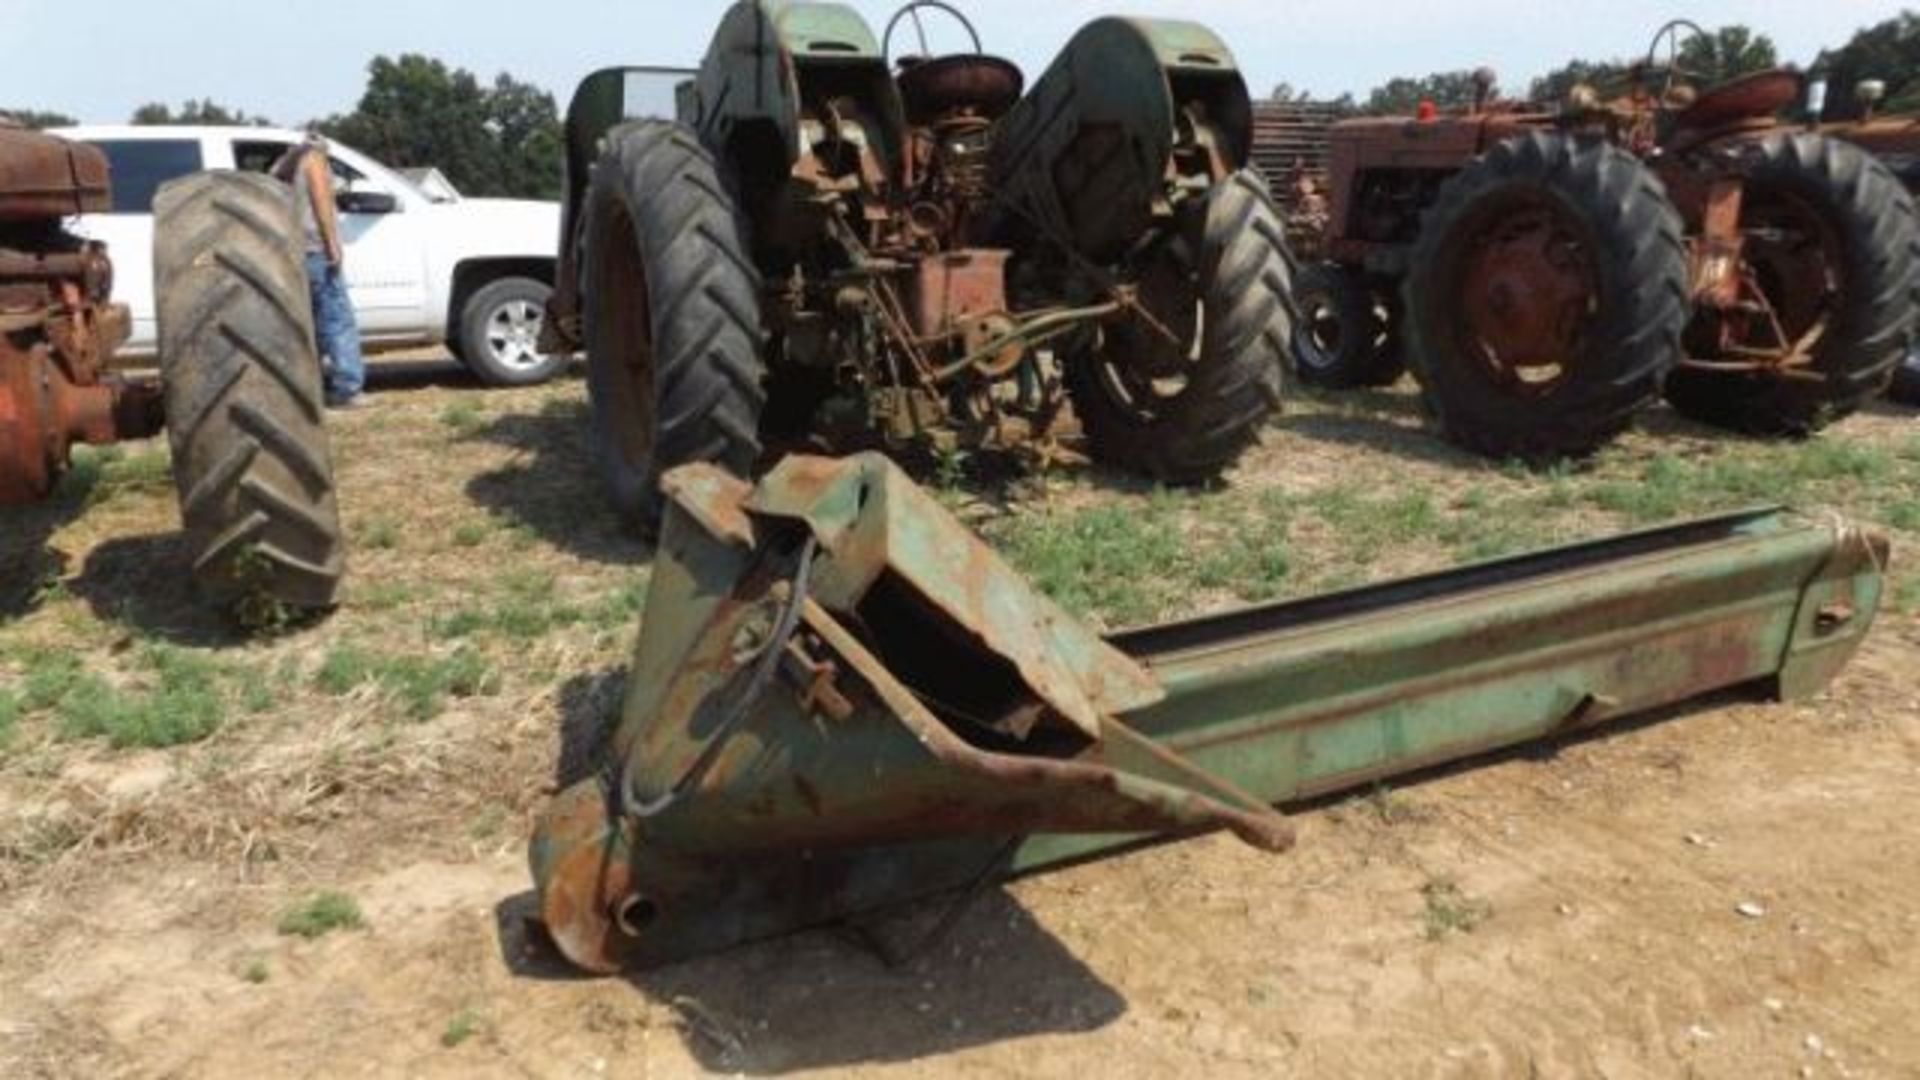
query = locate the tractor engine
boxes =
[0,124,157,504]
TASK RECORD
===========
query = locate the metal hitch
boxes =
[530,453,1887,972]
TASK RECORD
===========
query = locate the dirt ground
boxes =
[2,356,1917,1078]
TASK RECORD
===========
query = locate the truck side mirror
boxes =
[337,190,398,214]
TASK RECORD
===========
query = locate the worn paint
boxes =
[530,454,1888,971]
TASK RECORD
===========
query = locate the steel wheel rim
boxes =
[486,298,549,372]
[1451,194,1599,397]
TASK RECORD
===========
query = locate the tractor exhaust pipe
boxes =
[530,453,1887,972]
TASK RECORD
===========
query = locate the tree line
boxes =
[6,11,1920,200]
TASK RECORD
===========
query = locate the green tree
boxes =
[1530,24,1778,103]
[1364,71,1490,116]
[316,54,561,200]
[1,108,77,130]
[1810,12,1920,119]
[131,99,273,126]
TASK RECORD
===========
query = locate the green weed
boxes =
[441,1009,483,1048]
[277,891,364,938]
[315,645,497,720]
[1421,877,1493,941]
[438,400,484,433]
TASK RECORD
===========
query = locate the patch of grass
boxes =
[1894,575,1920,615]
[39,645,225,749]
[1308,488,1442,557]
[441,1009,484,1048]
[54,446,172,508]
[241,957,270,984]
[451,522,488,548]
[430,570,625,642]
[0,688,19,749]
[359,581,421,612]
[277,890,364,938]
[990,496,1190,625]
[315,645,498,720]
[439,399,484,433]
[1420,877,1493,941]
[360,517,402,550]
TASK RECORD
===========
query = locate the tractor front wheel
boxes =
[1891,347,1920,407]
[1065,169,1289,483]
[1291,262,1403,388]
[1663,133,1920,434]
[582,120,766,535]
[1403,131,1690,460]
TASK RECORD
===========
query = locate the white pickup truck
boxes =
[54,124,568,385]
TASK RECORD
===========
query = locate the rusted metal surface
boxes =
[1456,198,1596,394]
[0,126,159,505]
[0,124,110,222]
[530,452,1888,972]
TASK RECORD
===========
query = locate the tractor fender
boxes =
[989,17,1251,263]
[680,1,905,175]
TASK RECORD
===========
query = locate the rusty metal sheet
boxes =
[0,125,110,222]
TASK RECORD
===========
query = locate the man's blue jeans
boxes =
[304,251,364,401]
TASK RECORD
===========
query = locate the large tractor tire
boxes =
[1291,261,1404,388]
[1663,133,1920,434]
[1403,131,1690,460]
[1065,168,1289,482]
[153,171,344,612]
[582,120,766,534]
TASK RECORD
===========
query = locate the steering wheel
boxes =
[882,1,985,68]
[1644,18,1710,104]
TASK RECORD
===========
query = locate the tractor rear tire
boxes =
[582,120,766,534]
[153,171,344,612]
[1066,168,1289,483]
[1403,131,1690,460]
[1291,262,1404,388]
[1662,133,1920,434]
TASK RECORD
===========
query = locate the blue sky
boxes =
[0,0,1903,125]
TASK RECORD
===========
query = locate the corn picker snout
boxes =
[530,451,1887,972]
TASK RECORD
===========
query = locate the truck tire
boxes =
[1403,131,1690,460]
[457,275,567,386]
[1663,133,1920,434]
[582,120,765,534]
[153,171,344,612]
[1291,261,1404,388]
[1065,168,1289,482]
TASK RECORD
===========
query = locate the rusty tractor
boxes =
[542,1,1293,532]
[528,449,1888,971]
[1,121,343,613]
[1283,21,1920,459]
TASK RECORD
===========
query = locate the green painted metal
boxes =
[529,453,1887,972]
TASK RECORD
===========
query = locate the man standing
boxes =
[275,132,365,408]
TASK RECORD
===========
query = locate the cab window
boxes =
[91,139,204,213]
[233,139,366,186]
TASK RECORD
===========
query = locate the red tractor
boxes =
[1287,22,1920,459]
[1,121,342,615]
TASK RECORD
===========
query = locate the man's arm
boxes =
[304,148,345,266]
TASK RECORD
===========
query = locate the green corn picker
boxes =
[541,1,1293,532]
[530,449,1887,971]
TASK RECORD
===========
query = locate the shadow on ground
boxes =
[493,885,1124,1075]
[0,499,75,623]
[64,532,258,645]
[462,396,652,567]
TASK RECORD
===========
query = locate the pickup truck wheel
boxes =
[153,171,345,615]
[583,120,766,534]
[458,276,565,386]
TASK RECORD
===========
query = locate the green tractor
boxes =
[542,1,1294,530]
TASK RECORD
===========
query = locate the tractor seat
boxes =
[896,53,1025,124]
